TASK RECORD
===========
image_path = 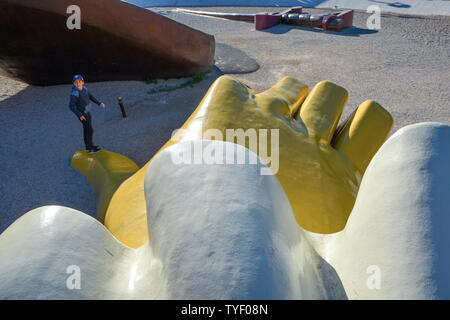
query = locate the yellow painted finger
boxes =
[299,80,348,144]
[204,75,252,109]
[256,76,309,117]
[332,100,393,172]
[71,149,140,223]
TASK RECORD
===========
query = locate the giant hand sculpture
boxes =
[103,75,392,247]
[1,75,447,300]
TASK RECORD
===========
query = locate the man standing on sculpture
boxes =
[69,75,105,153]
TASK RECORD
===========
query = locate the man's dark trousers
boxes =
[79,112,94,150]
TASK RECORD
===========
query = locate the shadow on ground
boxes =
[261,24,378,36]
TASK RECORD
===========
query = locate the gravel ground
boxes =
[0,7,449,233]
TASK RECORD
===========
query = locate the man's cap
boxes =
[73,74,84,82]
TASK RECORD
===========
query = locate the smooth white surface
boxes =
[306,123,450,299]
[124,0,450,16]
[144,140,345,299]
[0,206,163,299]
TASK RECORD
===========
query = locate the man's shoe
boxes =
[90,146,101,153]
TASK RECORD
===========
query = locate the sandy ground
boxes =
[0,8,449,233]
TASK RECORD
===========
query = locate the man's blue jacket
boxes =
[68,85,102,118]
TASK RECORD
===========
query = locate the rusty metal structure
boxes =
[0,0,215,85]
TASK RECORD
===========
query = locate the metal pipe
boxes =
[117,97,127,118]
